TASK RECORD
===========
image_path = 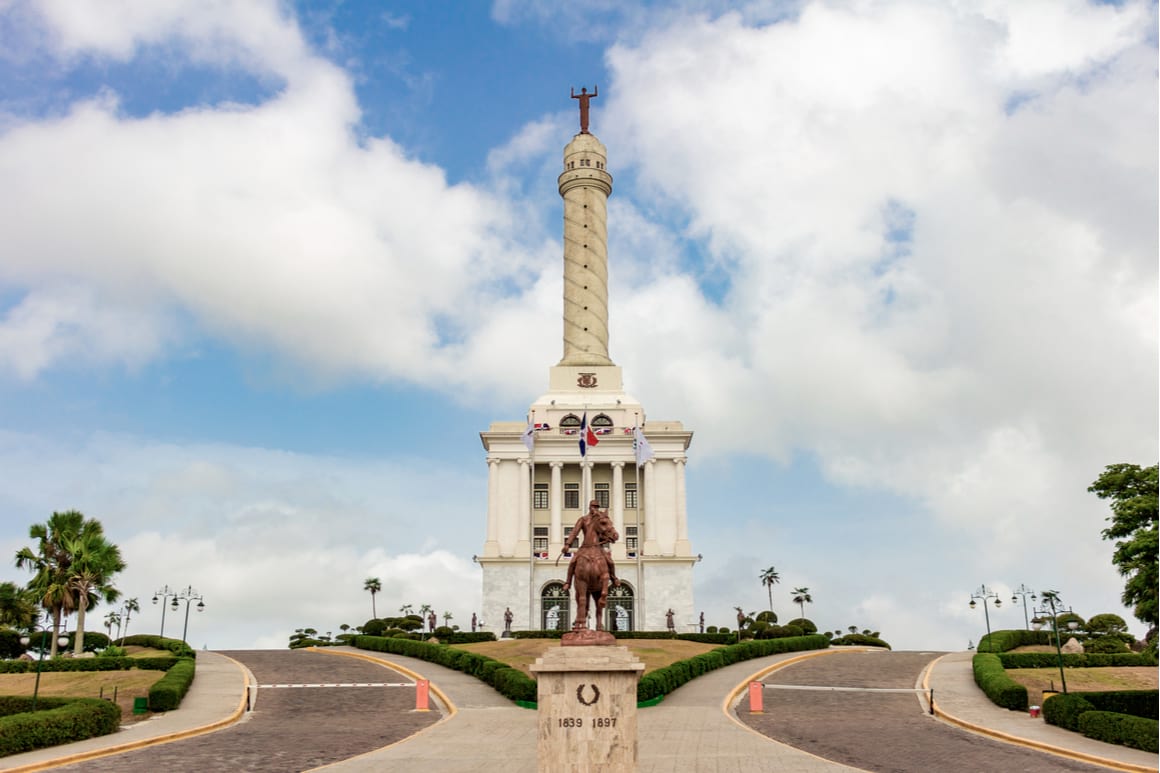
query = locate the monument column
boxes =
[610,462,625,534]
[550,461,564,545]
[485,458,500,556]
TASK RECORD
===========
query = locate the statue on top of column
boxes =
[571,86,598,134]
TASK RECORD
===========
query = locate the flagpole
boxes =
[528,413,536,632]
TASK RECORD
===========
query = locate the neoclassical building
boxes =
[478,96,697,633]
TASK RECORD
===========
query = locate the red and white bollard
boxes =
[748,681,764,714]
[415,679,430,711]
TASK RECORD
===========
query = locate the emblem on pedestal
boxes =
[578,372,598,388]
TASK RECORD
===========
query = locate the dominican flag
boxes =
[535,551,549,559]
[579,411,599,456]
[534,422,551,431]
[593,427,612,435]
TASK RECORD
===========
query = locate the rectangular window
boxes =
[533,483,549,509]
[533,526,548,553]
[625,525,638,551]
[624,483,637,509]
[564,483,580,509]
[594,482,609,509]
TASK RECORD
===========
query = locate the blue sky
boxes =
[0,0,1156,649]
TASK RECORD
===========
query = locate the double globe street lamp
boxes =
[19,618,70,712]
[968,584,1002,646]
[154,585,206,642]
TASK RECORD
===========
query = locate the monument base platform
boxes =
[530,645,644,773]
[562,628,616,646]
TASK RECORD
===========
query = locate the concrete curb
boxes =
[4,652,251,773]
[921,653,1156,773]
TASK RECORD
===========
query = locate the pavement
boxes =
[2,645,1156,773]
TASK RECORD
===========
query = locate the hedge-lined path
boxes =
[44,649,439,773]
[739,649,1149,773]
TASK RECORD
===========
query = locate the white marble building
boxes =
[478,104,698,634]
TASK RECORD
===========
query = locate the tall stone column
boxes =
[675,456,691,554]
[517,459,531,555]
[550,461,564,546]
[485,458,500,557]
[581,461,593,505]
[643,460,658,555]
[558,133,614,367]
[610,462,625,535]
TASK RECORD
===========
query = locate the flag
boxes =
[579,411,599,456]
[535,422,551,431]
[633,427,654,466]
[594,427,612,435]
[521,422,535,453]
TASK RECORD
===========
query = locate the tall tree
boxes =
[759,566,780,614]
[15,510,89,657]
[1088,463,1158,627]
[364,577,382,619]
[0,581,37,629]
[119,597,140,644]
[792,587,813,619]
[65,529,125,655]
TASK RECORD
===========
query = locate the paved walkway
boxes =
[3,646,1155,773]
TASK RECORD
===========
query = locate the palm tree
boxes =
[119,597,139,644]
[65,529,125,655]
[15,510,91,657]
[399,603,413,616]
[759,566,780,614]
[791,587,812,619]
[0,581,37,629]
[443,611,453,627]
[364,577,382,619]
[104,611,121,639]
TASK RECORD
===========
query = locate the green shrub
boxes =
[98,645,127,658]
[352,635,536,704]
[1084,636,1130,654]
[0,697,121,756]
[677,633,734,645]
[831,633,891,649]
[786,618,818,634]
[362,619,388,637]
[120,634,196,659]
[978,629,1054,653]
[1043,692,1095,730]
[1075,690,1158,720]
[706,626,718,634]
[638,635,829,702]
[512,630,565,639]
[972,653,1027,711]
[148,657,196,711]
[1078,711,1158,753]
[0,629,23,659]
[998,652,1155,669]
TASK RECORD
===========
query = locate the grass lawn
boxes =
[1004,667,1158,706]
[0,647,174,722]
[452,638,719,678]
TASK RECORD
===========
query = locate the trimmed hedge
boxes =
[831,633,891,649]
[0,697,121,757]
[978,629,1054,653]
[148,657,196,711]
[972,653,1027,711]
[638,635,830,702]
[998,652,1156,669]
[677,633,735,645]
[1042,692,1095,730]
[120,634,196,659]
[440,632,497,644]
[1077,711,1158,753]
[0,656,177,674]
[353,635,536,703]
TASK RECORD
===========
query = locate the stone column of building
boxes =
[485,458,500,555]
[675,456,690,553]
[581,461,593,505]
[517,459,531,554]
[643,459,657,552]
[610,461,625,534]
[557,132,614,366]
[549,461,563,545]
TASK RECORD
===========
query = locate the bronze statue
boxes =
[666,608,675,632]
[571,86,598,134]
[560,500,619,631]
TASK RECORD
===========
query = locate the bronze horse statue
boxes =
[561,502,619,631]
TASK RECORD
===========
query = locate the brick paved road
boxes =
[54,649,439,773]
[738,650,1110,773]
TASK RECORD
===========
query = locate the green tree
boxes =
[792,587,813,619]
[0,581,37,628]
[399,603,413,616]
[1088,463,1158,626]
[64,528,125,655]
[364,577,382,619]
[759,566,780,614]
[15,510,87,657]
[119,597,140,644]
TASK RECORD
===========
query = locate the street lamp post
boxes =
[968,585,1002,648]
[173,586,205,643]
[1011,584,1036,630]
[19,617,70,712]
[153,585,178,639]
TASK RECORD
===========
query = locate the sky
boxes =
[0,0,1155,651]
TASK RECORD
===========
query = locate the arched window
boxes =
[591,414,613,428]
[605,584,635,632]
[560,414,582,433]
[541,583,570,631]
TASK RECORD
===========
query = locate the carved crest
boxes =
[577,372,598,388]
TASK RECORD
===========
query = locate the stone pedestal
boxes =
[530,645,644,773]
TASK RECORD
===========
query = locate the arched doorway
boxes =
[605,583,635,632]
[541,582,570,631]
